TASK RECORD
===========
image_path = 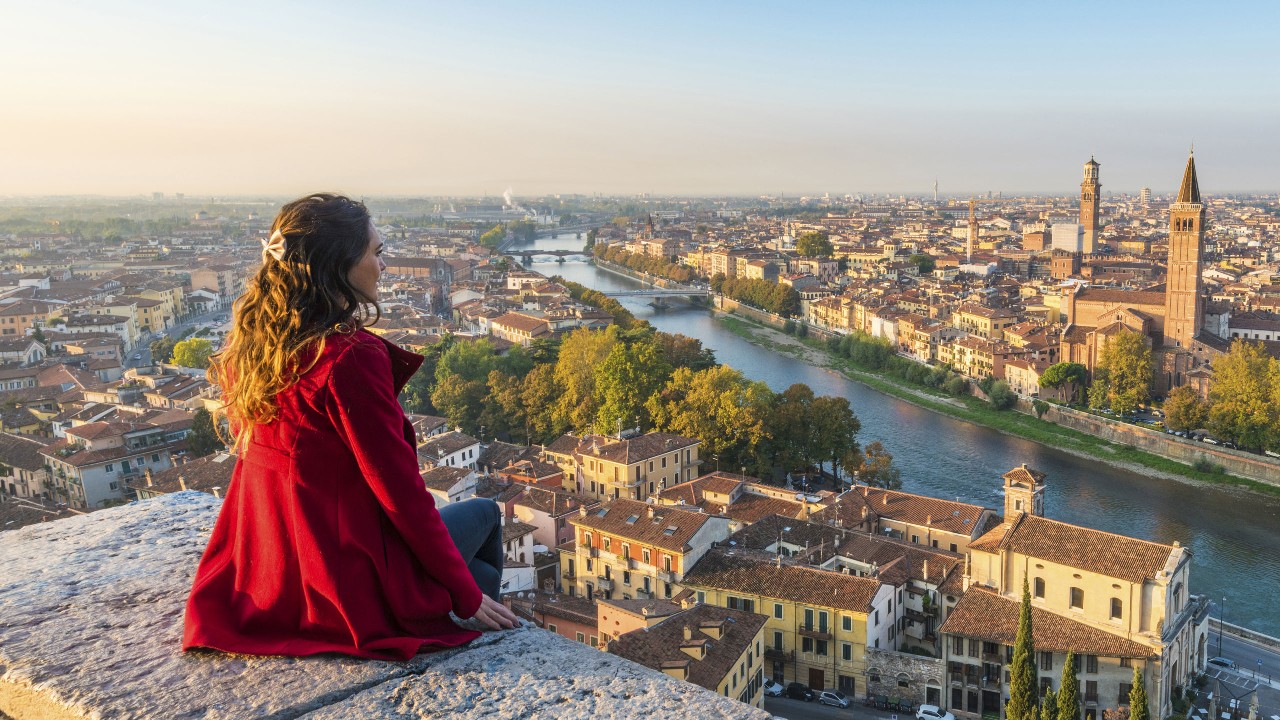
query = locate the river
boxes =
[510,234,1280,636]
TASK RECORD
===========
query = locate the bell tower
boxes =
[1080,157,1101,254]
[1163,152,1205,349]
[1002,464,1046,522]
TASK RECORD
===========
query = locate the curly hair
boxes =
[211,193,380,452]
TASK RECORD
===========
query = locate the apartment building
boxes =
[544,431,700,503]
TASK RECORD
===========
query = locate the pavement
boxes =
[765,695,909,720]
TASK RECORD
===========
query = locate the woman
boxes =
[183,193,517,660]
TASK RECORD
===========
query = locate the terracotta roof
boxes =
[501,520,537,543]
[1075,288,1165,307]
[832,533,964,587]
[938,586,1153,658]
[0,431,54,470]
[1002,464,1046,488]
[128,453,236,496]
[512,485,596,517]
[420,466,472,491]
[571,498,714,553]
[682,547,881,613]
[968,514,1176,584]
[608,604,768,693]
[836,486,989,537]
[417,431,480,462]
[574,432,700,465]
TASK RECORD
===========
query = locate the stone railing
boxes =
[0,492,773,719]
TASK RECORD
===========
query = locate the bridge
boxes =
[504,249,592,262]
[601,289,710,298]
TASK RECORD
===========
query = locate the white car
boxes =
[763,679,784,697]
[818,690,850,708]
[918,705,957,720]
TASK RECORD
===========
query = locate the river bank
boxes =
[714,309,1280,497]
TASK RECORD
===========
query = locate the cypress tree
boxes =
[1058,651,1080,720]
[1128,665,1149,720]
[1042,687,1058,720]
[1007,577,1038,720]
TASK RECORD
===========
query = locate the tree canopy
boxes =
[1094,330,1152,414]
[1007,577,1038,720]
[171,337,214,369]
[1207,339,1279,450]
[796,231,834,258]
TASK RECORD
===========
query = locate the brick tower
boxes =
[1163,152,1205,348]
[1080,157,1101,254]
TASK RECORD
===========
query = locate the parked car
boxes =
[918,705,958,720]
[1208,657,1237,670]
[763,679,784,697]
[785,682,816,701]
[818,690,850,708]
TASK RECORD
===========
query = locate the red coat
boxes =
[182,329,483,660]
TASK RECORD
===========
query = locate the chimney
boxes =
[926,514,932,525]
[682,626,692,641]
[178,477,187,491]
[211,486,221,499]
[883,494,888,506]
[578,505,587,517]
[923,559,929,580]
[144,468,153,487]
[647,506,655,519]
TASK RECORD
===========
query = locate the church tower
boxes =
[966,198,978,263]
[1002,464,1046,522]
[1163,152,1205,349]
[1080,157,1101,254]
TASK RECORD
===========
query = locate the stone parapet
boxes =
[0,492,773,719]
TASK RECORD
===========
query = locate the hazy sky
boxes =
[4,1,1278,197]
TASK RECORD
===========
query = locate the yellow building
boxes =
[544,431,700,503]
[682,547,893,696]
[940,466,1208,720]
[951,304,1018,341]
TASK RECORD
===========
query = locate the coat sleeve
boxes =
[324,339,484,620]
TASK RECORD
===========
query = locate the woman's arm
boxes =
[324,339,484,620]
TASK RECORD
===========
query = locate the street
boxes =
[764,696,903,720]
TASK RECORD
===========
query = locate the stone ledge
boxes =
[0,492,772,720]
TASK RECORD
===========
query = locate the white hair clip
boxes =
[261,229,287,262]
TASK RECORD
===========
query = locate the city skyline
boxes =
[4,1,1279,197]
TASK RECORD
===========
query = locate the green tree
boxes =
[521,363,567,443]
[646,365,774,476]
[811,395,861,482]
[435,338,499,384]
[31,325,47,345]
[480,370,526,442]
[1058,650,1080,720]
[1040,362,1089,404]
[1088,369,1111,410]
[1008,577,1038,720]
[854,441,901,489]
[553,326,620,433]
[430,374,486,435]
[1207,339,1278,450]
[1097,330,1152,415]
[989,380,1017,410]
[171,337,214,369]
[1127,665,1149,720]
[1041,688,1058,720]
[150,336,177,363]
[652,332,717,372]
[478,224,505,249]
[187,408,225,457]
[908,253,936,275]
[796,231,834,258]
[1162,386,1209,433]
[593,338,670,435]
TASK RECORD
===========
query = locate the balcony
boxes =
[1084,694,1099,704]
[982,653,1003,664]
[596,576,614,591]
[764,648,794,662]
[562,567,576,580]
[797,624,832,640]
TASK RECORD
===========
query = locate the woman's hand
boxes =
[469,595,519,631]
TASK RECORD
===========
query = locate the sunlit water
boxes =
[510,235,1280,635]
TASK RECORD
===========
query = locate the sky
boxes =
[3,1,1279,198]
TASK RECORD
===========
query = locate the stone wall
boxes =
[1030,403,1280,487]
[0,492,773,720]
[864,647,945,705]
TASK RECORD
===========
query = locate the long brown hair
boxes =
[211,193,380,452]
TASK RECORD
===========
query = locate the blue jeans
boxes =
[439,498,504,602]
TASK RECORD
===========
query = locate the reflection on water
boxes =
[510,236,1280,634]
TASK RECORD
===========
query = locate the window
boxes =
[774,631,784,651]
[816,640,828,656]
[622,544,630,560]
[802,637,814,653]
[842,615,852,632]
[106,464,114,472]
[576,632,585,643]
[1040,651,1054,671]
[1111,598,1123,620]
[547,623,557,633]
[1070,587,1084,610]
[953,636,965,655]
[819,610,828,633]
[584,532,593,547]
[1120,657,1132,668]
[1085,680,1098,703]
[603,537,611,552]
[842,643,852,661]
[774,603,784,619]
[968,639,979,658]
[1119,683,1133,704]
[1040,678,1053,694]
[1086,655,1098,674]
[1034,577,1045,599]
[622,571,631,586]
[805,608,814,628]
[643,548,651,564]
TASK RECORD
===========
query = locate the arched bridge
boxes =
[601,289,711,298]
[505,249,591,261]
